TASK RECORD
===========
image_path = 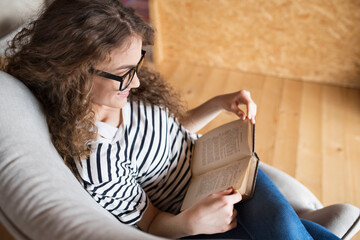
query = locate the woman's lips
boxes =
[117,91,129,98]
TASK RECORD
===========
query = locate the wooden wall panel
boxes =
[150,0,360,88]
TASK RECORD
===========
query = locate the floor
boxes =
[156,59,360,239]
[0,60,359,239]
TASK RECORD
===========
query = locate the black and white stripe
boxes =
[76,101,198,225]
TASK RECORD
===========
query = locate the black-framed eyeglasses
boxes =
[93,50,146,91]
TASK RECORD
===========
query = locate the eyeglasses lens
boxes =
[120,68,136,91]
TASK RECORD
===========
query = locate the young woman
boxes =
[4,0,341,239]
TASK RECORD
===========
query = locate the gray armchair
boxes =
[0,71,359,239]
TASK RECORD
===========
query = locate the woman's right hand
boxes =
[180,187,242,236]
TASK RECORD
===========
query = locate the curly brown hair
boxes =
[4,0,185,170]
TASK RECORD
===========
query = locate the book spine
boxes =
[252,124,255,153]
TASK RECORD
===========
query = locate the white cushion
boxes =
[299,204,360,240]
[259,161,323,214]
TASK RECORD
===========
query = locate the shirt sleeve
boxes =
[75,143,149,225]
[167,109,201,141]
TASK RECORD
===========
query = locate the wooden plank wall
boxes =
[150,0,360,88]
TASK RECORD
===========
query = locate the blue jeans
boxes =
[181,168,341,240]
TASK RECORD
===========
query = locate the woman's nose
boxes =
[130,73,140,89]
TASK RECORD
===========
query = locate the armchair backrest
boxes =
[0,71,163,240]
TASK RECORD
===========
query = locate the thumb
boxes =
[233,108,246,120]
[224,189,242,204]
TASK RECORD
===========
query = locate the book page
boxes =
[181,157,251,211]
[192,119,252,176]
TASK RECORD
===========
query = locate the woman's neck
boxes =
[92,104,123,128]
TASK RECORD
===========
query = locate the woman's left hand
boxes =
[216,90,257,124]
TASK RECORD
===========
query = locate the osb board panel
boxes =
[150,0,360,88]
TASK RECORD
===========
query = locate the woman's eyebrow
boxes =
[112,54,142,71]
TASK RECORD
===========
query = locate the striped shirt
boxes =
[75,101,198,225]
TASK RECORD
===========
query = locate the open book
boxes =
[181,119,259,211]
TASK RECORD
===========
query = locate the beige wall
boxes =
[150,0,360,88]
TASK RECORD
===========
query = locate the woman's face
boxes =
[91,37,142,110]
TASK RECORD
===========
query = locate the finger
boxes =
[231,208,237,221]
[251,116,256,124]
[234,108,246,120]
[223,190,242,204]
[248,112,256,124]
[239,89,251,100]
[215,187,234,196]
[226,208,237,225]
[246,102,257,121]
[229,215,238,230]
